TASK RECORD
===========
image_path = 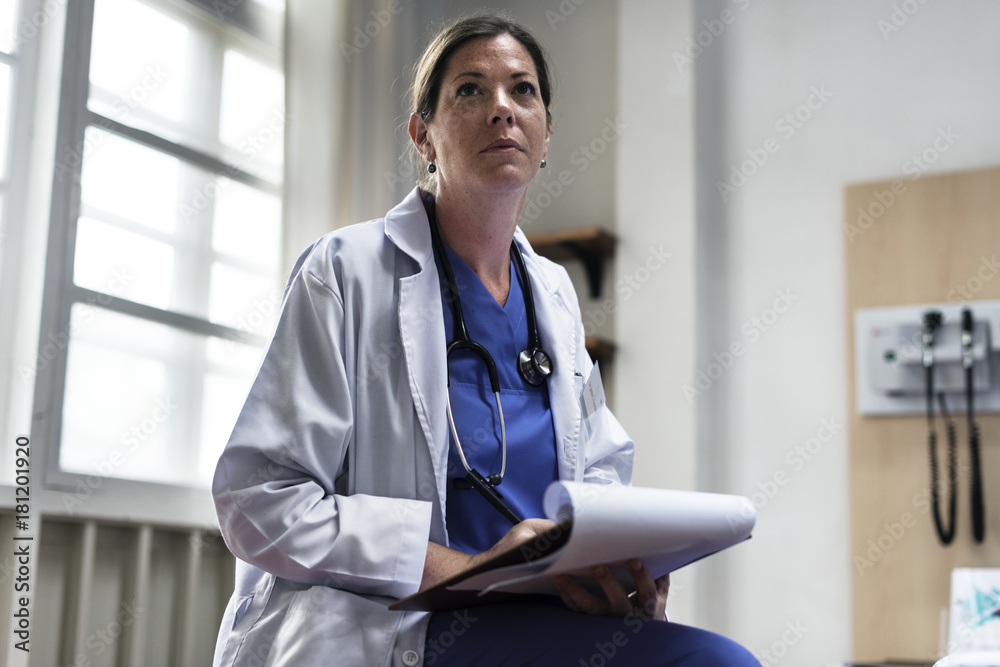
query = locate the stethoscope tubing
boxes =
[425,196,549,526]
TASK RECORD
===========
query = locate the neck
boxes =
[432,185,526,304]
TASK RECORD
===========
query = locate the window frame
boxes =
[31,0,284,525]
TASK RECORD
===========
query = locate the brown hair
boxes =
[408,13,553,192]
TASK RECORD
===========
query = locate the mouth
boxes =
[482,138,524,152]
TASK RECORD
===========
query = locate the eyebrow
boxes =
[450,71,534,82]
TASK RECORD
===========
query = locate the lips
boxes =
[482,138,523,152]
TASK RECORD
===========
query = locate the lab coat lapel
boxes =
[515,230,583,482]
[385,190,450,520]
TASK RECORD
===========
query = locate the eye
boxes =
[513,81,536,96]
[457,82,479,96]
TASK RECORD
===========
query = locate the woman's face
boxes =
[414,34,550,197]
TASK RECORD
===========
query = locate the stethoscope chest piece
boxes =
[518,347,552,386]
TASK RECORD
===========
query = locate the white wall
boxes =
[636,0,1000,664]
[615,0,700,624]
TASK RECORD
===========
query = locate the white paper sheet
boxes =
[452,481,757,596]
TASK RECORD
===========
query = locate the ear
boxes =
[543,119,551,159]
[408,112,435,163]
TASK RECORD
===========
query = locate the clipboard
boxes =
[390,482,756,612]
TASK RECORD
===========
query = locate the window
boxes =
[37,0,285,490]
[0,0,16,190]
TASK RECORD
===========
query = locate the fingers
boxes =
[555,561,670,621]
[628,559,664,619]
[591,565,633,616]
[491,518,558,554]
[553,574,592,614]
[516,517,558,537]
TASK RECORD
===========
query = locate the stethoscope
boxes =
[426,199,552,525]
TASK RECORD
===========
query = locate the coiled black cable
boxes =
[931,392,957,545]
[924,310,956,545]
[963,308,986,543]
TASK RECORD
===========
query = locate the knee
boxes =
[666,625,761,667]
[685,633,761,667]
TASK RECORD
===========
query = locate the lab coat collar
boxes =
[388,189,450,538]
[384,187,434,268]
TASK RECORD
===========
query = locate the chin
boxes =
[476,167,537,195]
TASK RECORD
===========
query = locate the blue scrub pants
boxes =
[424,599,760,666]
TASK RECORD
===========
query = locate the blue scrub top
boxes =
[440,242,558,555]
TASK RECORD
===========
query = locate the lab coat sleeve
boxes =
[212,256,432,600]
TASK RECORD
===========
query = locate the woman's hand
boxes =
[471,518,559,568]
[422,518,558,590]
[554,559,669,621]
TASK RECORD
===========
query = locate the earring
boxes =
[428,162,436,174]
[540,158,547,169]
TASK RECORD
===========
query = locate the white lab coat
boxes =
[212,188,634,667]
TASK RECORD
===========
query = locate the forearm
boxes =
[421,518,559,590]
[421,541,480,590]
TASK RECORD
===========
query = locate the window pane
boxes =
[252,0,286,12]
[219,49,284,181]
[80,127,180,234]
[199,371,248,481]
[212,178,281,268]
[0,1,17,54]
[79,129,282,328]
[88,0,193,142]
[208,262,282,333]
[0,63,11,180]
[74,216,175,310]
[61,305,263,487]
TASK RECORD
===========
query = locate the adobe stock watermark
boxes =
[853,508,918,576]
[581,245,672,336]
[111,64,169,121]
[522,116,626,224]
[754,620,809,666]
[180,107,290,224]
[946,255,999,303]
[853,470,957,577]
[54,65,170,183]
[71,599,144,663]
[424,610,477,665]
[18,268,134,385]
[717,84,833,201]
[843,126,960,244]
[877,0,932,41]
[7,0,67,50]
[545,0,590,31]
[228,289,283,350]
[61,397,179,512]
[576,607,658,667]
[339,0,411,62]
[672,0,752,72]
[726,416,844,533]
[682,288,798,402]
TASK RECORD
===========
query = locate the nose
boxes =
[490,89,514,126]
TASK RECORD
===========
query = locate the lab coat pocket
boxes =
[233,594,254,627]
[217,575,275,666]
[266,587,403,667]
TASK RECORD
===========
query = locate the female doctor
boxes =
[211,13,759,667]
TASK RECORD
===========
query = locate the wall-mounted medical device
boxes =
[855,300,999,546]
[855,300,1000,416]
